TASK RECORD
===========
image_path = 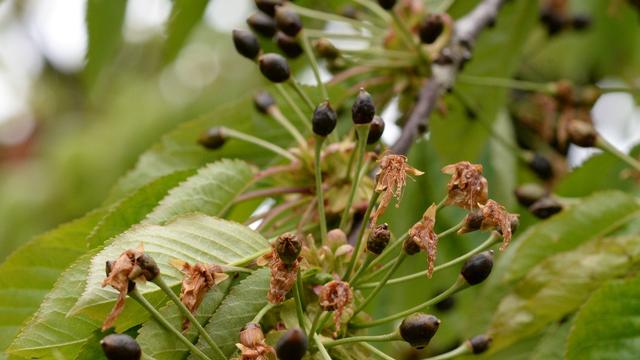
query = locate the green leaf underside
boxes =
[71,215,269,318]
[0,211,105,354]
[566,274,640,360]
[494,190,640,285]
[137,281,232,360]
[144,159,254,224]
[488,235,640,351]
[530,318,573,360]
[191,268,270,360]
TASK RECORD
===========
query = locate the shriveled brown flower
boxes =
[407,204,439,278]
[264,243,302,304]
[458,199,519,251]
[441,161,488,210]
[101,246,149,330]
[175,260,228,330]
[372,154,424,226]
[235,323,276,360]
[319,280,353,336]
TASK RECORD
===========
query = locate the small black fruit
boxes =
[232,29,260,60]
[198,127,226,150]
[352,88,376,124]
[275,7,302,37]
[419,14,444,44]
[255,0,282,16]
[275,327,308,360]
[399,313,441,349]
[276,32,303,58]
[253,91,275,114]
[275,233,302,265]
[367,223,390,255]
[377,0,397,10]
[528,153,554,180]
[258,53,291,83]
[247,12,277,37]
[468,334,492,354]
[529,197,563,219]
[312,101,337,137]
[460,251,493,285]
[367,115,385,144]
[101,334,141,360]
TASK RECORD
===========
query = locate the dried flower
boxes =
[441,161,488,210]
[265,243,302,304]
[372,154,424,226]
[175,261,228,329]
[101,246,156,330]
[407,204,439,277]
[458,200,518,251]
[319,280,353,336]
[236,323,276,360]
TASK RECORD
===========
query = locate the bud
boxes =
[247,12,277,37]
[467,334,492,354]
[101,334,141,360]
[314,38,340,60]
[275,327,308,360]
[377,0,397,10]
[514,183,546,207]
[352,88,376,124]
[528,153,553,180]
[529,197,563,219]
[275,31,303,58]
[198,127,226,150]
[460,251,494,285]
[258,53,291,83]
[255,0,282,16]
[239,323,266,348]
[275,233,302,265]
[275,7,302,37]
[399,313,440,349]
[367,115,385,144]
[327,228,347,249]
[567,120,598,147]
[253,91,276,114]
[418,14,444,44]
[312,101,338,137]
[367,223,391,255]
[232,29,261,60]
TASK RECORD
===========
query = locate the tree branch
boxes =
[391,0,506,155]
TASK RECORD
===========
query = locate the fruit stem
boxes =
[307,310,326,339]
[339,124,371,232]
[343,189,380,280]
[352,0,392,24]
[220,127,297,162]
[129,289,213,360]
[323,331,401,348]
[352,253,407,316]
[300,30,329,101]
[269,106,308,149]
[314,136,330,244]
[351,277,468,328]
[358,233,499,289]
[341,47,414,59]
[421,342,470,360]
[305,29,373,41]
[596,137,640,173]
[152,277,226,360]
[313,334,333,360]
[349,253,375,286]
[390,11,430,69]
[275,83,313,132]
[288,3,382,33]
[357,232,408,283]
[289,79,315,111]
[456,74,558,94]
[361,342,396,360]
[251,302,277,324]
[294,270,307,330]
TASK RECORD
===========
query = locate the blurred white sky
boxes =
[0,0,637,164]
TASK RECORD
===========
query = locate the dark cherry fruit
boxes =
[232,29,260,60]
[101,334,141,360]
[460,251,494,285]
[258,53,291,83]
[312,101,337,137]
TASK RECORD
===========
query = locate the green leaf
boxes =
[7,251,101,359]
[493,190,640,285]
[430,0,538,163]
[0,210,105,354]
[566,274,640,360]
[530,319,573,360]
[191,268,270,359]
[145,159,254,224]
[487,235,640,351]
[84,0,127,85]
[71,215,269,320]
[163,0,210,64]
[137,281,232,360]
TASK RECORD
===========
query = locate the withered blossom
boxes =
[372,154,424,226]
[235,323,276,360]
[101,246,149,330]
[260,242,302,304]
[458,199,519,251]
[319,280,353,336]
[407,204,439,278]
[441,161,488,210]
[174,260,228,330]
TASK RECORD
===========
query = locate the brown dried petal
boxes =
[319,280,353,336]
[479,200,519,251]
[101,248,143,330]
[442,161,488,210]
[408,204,439,278]
[268,249,300,304]
[236,324,276,360]
[178,262,227,329]
[372,154,424,226]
